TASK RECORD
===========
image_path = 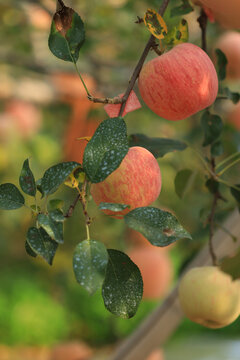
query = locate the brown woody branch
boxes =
[64,193,80,218]
[87,95,123,104]
[87,0,170,109]
[118,0,170,116]
[197,8,208,52]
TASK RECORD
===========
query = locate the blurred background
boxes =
[0,0,239,359]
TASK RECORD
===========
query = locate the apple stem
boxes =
[197,8,208,53]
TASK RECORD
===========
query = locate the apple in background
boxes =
[91,146,161,218]
[192,0,240,29]
[138,43,218,121]
[51,73,102,164]
[146,349,165,360]
[5,100,42,139]
[50,342,93,360]
[178,266,240,328]
[228,102,240,130]
[214,32,240,80]
[128,247,172,300]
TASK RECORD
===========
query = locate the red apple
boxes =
[192,0,240,29]
[128,247,172,300]
[215,31,240,80]
[91,146,161,217]
[138,43,218,121]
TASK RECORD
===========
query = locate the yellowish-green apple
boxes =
[192,0,240,29]
[178,266,240,328]
[138,43,218,121]
[91,146,161,218]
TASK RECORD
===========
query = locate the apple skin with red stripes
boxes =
[138,43,218,121]
[91,146,161,218]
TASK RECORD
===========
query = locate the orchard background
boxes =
[0,0,240,359]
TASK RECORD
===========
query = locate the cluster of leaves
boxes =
[2,0,240,318]
[0,113,191,318]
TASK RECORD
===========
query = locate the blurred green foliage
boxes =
[0,0,239,350]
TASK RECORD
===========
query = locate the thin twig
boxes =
[217,157,240,176]
[56,0,65,11]
[64,194,80,218]
[118,0,170,117]
[207,158,218,266]
[208,192,219,266]
[197,8,208,52]
[87,95,123,104]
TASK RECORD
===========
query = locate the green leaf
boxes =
[48,199,64,211]
[36,178,44,198]
[49,209,65,222]
[215,49,228,81]
[102,249,143,318]
[41,161,80,195]
[205,178,219,194]
[164,18,189,47]
[230,184,240,205]
[0,183,25,210]
[73,240,108,295]
[129,134,187,158]
[48,6,85,63]
[19,158,36,197]
[37,213,64,244]
[220,248,240,280]
[201,111,223,147]
[170,0,193,17]
[211,140,224,157]
[83,117,129,183]
[174,169,196,198]
[124,207,192,247]
[99,202,130,212]
[25,240,37,258]
[223,87,240,104]
[26,227,58,265]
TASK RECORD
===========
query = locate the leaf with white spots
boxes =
[99,202,130,212]
[19,159,36,197]
[83,117,129,183]
[73,240,108,295]
[0,183,25,210]
[124,207,192,247]
[49,209,65,222]
[37,213,64,244]
[26,227,58,265]
[102,249,143,319]
[41,161,81,195]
